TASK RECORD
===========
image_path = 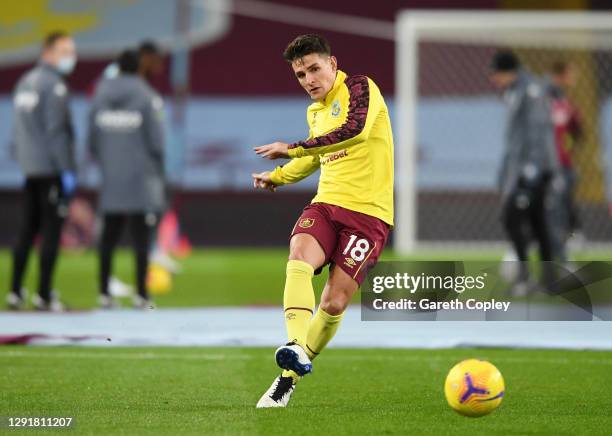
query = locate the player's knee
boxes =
[319,296,348,316]
[288,247,309,262]
[288,234,324,265]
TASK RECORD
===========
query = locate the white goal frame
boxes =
[394,10,612,255]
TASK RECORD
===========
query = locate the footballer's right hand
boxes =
[252,172,278,192]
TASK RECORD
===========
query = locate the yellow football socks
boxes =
[305,307,344,360]
[281,259,316,383]
[282,307,345,384]
[283,259,315,347]
[281,260,346,384]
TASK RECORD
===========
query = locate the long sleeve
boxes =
[269,155,320,186]
[87,104,98,160]
[523,87,558,175]
[143,95,165,174]
[288,76,379,158]
[44,82,75,171]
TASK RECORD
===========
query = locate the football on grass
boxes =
[444,359,505,417]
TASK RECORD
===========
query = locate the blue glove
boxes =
[61,171,77,197]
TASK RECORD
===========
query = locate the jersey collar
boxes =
[308,70,347,110]
[321,70,346,106]
[39,61,64,79]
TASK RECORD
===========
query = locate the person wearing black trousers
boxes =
[88,50,165,309]
[8,31,78,311]
[490,51,561,293]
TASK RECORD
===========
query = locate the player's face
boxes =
[140,53,164,78]
[44,37,76,67]
[291,53,338,100]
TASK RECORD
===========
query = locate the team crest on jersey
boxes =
[331,99,341,117]
[299,218,315,228]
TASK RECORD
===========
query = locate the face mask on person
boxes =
[56,55,77,75]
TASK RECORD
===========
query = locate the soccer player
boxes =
[8,31,78,311]
[549,61,584,254]
[252,34,394,407]
[88,50,166,309]
[490,50,560,292]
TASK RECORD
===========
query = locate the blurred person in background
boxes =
[138,40,164,83]
[88,50,166,309]
[92,40,163,90]
[137,40,184,273]
[548,61,584,255]
[7,31,78,311]
[490,50,560,294]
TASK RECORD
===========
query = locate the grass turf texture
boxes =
[0,248,510,309]
[2,248,612,309]
[2,346,611,435]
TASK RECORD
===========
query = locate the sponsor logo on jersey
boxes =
[331,99,341,117]
[321,149,348,165]
[344,257,356,268]
[96,110,143,130]
[298,218,315,228]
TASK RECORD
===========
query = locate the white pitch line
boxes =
[1,350,611,366]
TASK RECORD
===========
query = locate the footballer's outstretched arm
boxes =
[252,154,320,192]
[288,76,379,158]
[254,141,290,159]
[252,171,279,192]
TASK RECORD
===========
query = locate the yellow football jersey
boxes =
[269,70,394,226]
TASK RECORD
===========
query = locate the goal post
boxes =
[395,11,612,255]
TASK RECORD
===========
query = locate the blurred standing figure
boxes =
[8,31,78,311]
[89,50,166,309]
[137,40,183,273]
[549,61,584,254]
[138,41,164,83]
[490,50,560,291]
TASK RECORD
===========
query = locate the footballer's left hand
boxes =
[254,142,290,159]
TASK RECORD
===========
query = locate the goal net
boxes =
[395,11,612,255]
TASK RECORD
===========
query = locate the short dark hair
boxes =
[43,31,70,50]
[283,34,331,63]
[490,50,520,72]
[551,60,570,76]
[139,40,161,56]
[118,50,139,74]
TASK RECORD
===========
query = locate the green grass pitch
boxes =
[0,248,509,309]
[2,248,611,309]
[2,346,612,435]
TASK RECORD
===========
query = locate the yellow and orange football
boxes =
[147,264,172,295]
[444,359,505,417]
